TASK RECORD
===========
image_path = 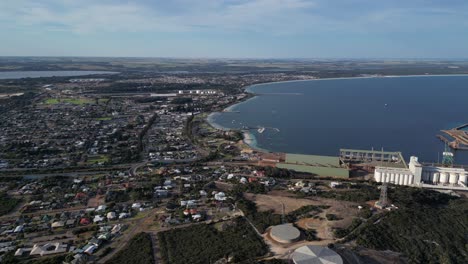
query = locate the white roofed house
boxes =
[93,215,105,223]
[96,205,107,212]
[214,192,227,201]
[106,212,116,220]
[29,242,69,256]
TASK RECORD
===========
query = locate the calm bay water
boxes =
[0,71,117,79]
[209,75,468,164]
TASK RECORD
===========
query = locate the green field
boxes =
[95,117,112,121]
[43,98,93,105]
[87,155,110,164]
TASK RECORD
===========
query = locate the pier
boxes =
[438,124,468,150]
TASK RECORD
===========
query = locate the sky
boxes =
[1,0,468,58]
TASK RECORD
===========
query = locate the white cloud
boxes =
[0,0,467,35]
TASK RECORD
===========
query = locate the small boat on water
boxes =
[257,127,265,133]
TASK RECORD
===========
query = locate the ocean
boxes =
[208,75,468,164]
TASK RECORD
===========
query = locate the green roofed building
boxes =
[277,153,349,178]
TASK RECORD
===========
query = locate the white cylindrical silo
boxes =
[374,171,382,182]
[384,173,390,183]
[403,174,409,185]
[399,174,405,185]
[409,175,414,185]
[440,173,449,184]
[390,173,395,183]
[433,172,440,184]
[395,174,400,185]
[449,173,458,184]
[459,174,467,185]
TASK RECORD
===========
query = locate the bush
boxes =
[325,214,342,221]
[353,187,468,264]
[158,218,267,264]
[106,233,153,264]
[0,192,20,216]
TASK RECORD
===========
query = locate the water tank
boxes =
[440,173,449,184]
[292,245,343,264]
[432,172,440,184]
[374,171,382,182]
[399,174,405,185]
[449,173,458,184]
[459,174,467,184]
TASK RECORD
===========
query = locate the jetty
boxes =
[437,124,468,150]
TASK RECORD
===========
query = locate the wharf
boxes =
[438,124,468,150]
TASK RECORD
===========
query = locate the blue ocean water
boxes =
[209,75,468,164]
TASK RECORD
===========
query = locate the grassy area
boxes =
[43,98,93,105]
[105,232,154,264]
[87,155,110,164]
[158,217,268,264]
[351,187,468,264]
[95,117,112,121]
[0,192,20,216]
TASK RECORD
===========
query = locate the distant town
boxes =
[0,58,467,264]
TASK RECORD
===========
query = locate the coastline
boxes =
[205,73,468,153]
[243,73,468,89]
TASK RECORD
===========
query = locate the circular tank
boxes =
[292,245,343,264]
[432,172,440,184]
[449,173,458,184]
[374,171,382,182]
[270,224,301,244]
[440,173,449,184]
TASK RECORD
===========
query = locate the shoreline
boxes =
[205,73,468,153]
[244,73,468,89]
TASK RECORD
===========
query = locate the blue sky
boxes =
[1,0,468,58]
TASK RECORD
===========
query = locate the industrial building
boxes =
[375,156,468,188]
[276,153,349,178]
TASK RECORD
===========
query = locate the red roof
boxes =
[75,192,87,200]
[79,218,91,225]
